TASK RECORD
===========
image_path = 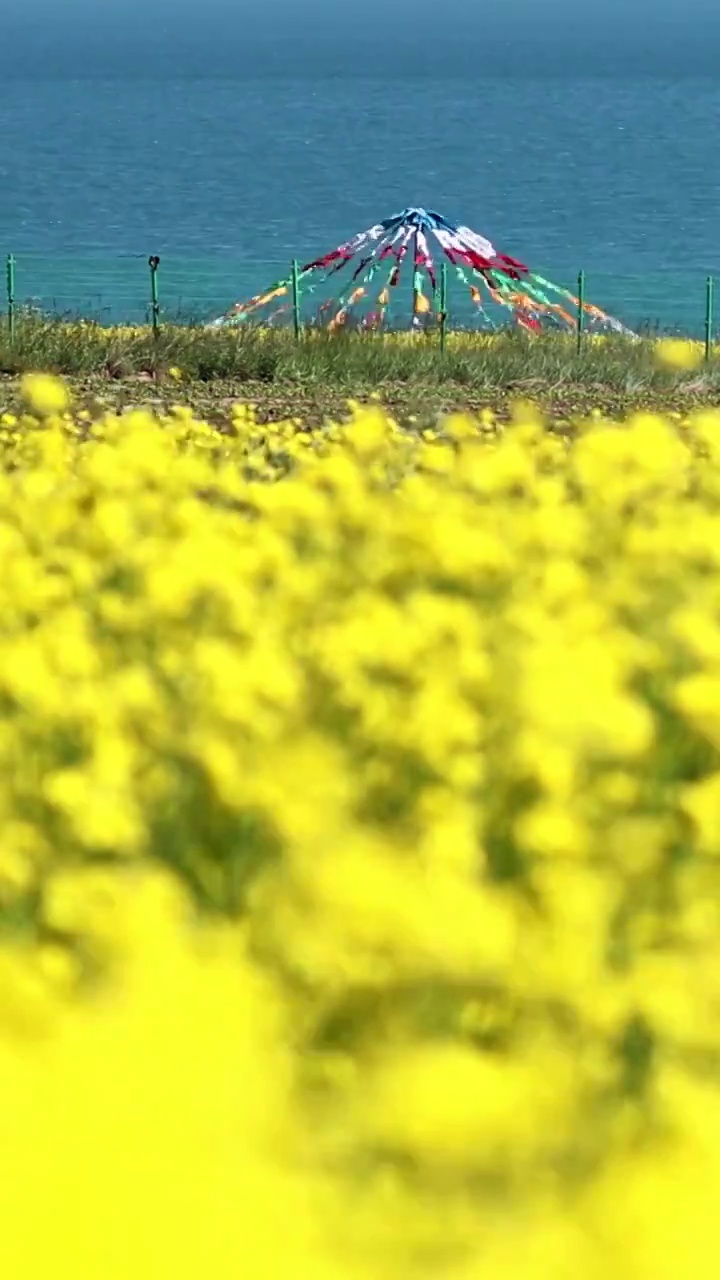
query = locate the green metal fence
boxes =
[2,252,717,360]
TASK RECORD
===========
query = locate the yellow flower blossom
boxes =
[20,372,70,416]
[0,389,717,1276]
[655,337,704,371]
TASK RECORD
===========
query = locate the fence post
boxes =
[148,255,161,338]
[576,269,585,355]
[291,259,301,341]
[705,275,715,363]
[439,261,448,354]
[6,254,15,344]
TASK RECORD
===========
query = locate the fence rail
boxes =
[2,252,717,357]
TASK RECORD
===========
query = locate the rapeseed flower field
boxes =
[1,372,720,1277]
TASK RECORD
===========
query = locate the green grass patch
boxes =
[0,315,718,391]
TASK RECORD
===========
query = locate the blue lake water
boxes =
[0,75,719,332]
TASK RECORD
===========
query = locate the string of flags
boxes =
[211,207,633,336]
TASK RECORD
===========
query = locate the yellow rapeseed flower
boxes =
[655,337,704,371]
[0,386,719,1277]
[20,372,70,416]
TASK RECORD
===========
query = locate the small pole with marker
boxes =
[411,230,421,330]
[705,275,714,363]
[148,255,161,339]
[576,269,585,355]
[6,254,15,344]
[439,261,448,354]
[291,259,301,341]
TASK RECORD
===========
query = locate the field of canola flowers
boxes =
[3,370,720,1276]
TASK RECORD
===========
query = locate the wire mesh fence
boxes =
[1,251,717,346]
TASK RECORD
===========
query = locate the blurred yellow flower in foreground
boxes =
[0,377,719,1277]
[20,372,70,416]
[655,337,704,371]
